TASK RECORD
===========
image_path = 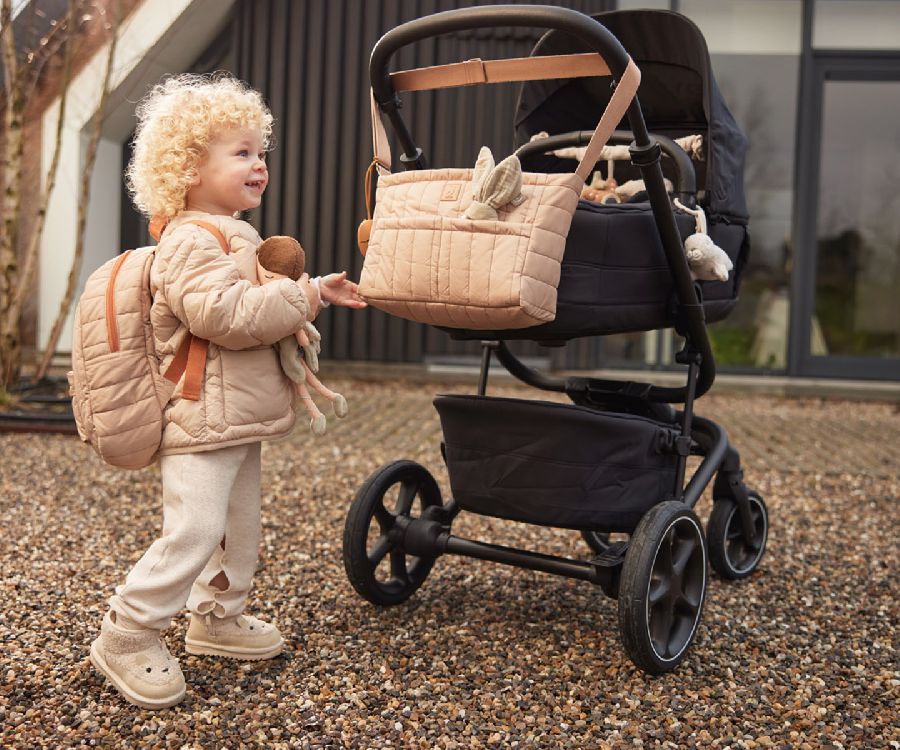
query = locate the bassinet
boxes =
[446,9,749,342]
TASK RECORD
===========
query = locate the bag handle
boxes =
[147,218,231,401]
[371,53,640,182]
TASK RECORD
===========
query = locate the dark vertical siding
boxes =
[205,1,619,366]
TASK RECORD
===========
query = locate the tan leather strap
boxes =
[148,214,168,242]
[391,53,610,93]
[180,335,210,401]
[574,58,641,181]
[184,219,229,256]
[364,157,390,218]
[157,219,231,401]
[105,249,133,353]
[371,90,393,174]
[162,331,193,386]
[371,55,640,181]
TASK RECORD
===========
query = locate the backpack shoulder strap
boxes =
[185,219,229,256]
[159,219,232,401]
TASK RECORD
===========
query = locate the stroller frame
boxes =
[344,5,768,675]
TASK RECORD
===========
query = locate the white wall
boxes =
[39,0,236,353]
[814,0,900,50]
[679,0,803,55]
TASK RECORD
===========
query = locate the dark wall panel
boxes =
[230,0,615,366]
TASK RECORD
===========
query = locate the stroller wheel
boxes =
[618,501,707,675]
[707,492,768,580]
[580,530,629,555]
[342,460,442,606]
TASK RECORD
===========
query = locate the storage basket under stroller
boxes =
[436,394,680,532]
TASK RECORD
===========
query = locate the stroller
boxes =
[342,6,768,675]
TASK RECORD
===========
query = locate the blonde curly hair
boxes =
[126,73,274,220]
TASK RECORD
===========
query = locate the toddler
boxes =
[89,73,365,709]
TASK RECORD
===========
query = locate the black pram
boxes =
[342,6,768,675]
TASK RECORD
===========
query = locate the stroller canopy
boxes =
[516,9,748,220]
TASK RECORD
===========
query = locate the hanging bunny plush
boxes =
[674,199,734,283]
[464,147,525,220]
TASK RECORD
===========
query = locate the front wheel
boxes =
[618,501,707,675]
[342,460,442,606]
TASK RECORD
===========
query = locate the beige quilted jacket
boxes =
[151,211,309,454]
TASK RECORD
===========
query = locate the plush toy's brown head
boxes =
[257,236,306,281]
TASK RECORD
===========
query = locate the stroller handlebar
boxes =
[370,5,632,106]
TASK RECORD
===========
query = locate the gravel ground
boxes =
[1,377,897,749]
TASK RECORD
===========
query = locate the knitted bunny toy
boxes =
[464,146,525,220]
[673,201,734,282]
[685,233,733,282]
[256,236,348,435]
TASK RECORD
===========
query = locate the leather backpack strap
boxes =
[184,219,229,257]
[105,249,133,353]
[158,218,231,401]
[162,332,193,386]
[179,336,210,401]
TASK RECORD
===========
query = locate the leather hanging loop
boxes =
[358,157,390,256]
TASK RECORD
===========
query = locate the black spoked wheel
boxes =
[580,530,630,555]
[618,501,707,675]
[707,492,768,580]
[342,460,442,606]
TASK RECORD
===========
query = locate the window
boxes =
[680,0,803,369]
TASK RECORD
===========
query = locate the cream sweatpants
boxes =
[108,442,262,632]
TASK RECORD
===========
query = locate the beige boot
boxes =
[185,613,284,660]
[89,611,186,709]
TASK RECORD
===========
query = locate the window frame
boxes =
[789,50,900,379]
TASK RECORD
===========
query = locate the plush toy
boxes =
[612,177,673,203]
[579,163,674,206]
[581,166,620,204]
[684,234,732,282]
[673,200,733,283]
[256,236,349,435]
[464,146,525,220]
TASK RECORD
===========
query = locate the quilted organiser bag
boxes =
[358,53,641,329]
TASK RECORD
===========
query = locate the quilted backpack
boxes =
[67,220,228,469]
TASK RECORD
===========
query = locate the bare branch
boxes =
[1,0,17,104]
[1,0,20,211]
[35,0,122,380]
[19,4,88,113]
[0,0,26,384]
[6,1,79,333]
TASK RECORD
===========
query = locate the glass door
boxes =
[791,54,900,379]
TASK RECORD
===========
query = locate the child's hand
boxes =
[319,272,367,309]
[297,273,322,320]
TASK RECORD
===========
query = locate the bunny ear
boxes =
[479,154,523,209]
[472,146,495,190]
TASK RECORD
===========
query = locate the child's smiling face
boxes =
[185,126,269,215]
